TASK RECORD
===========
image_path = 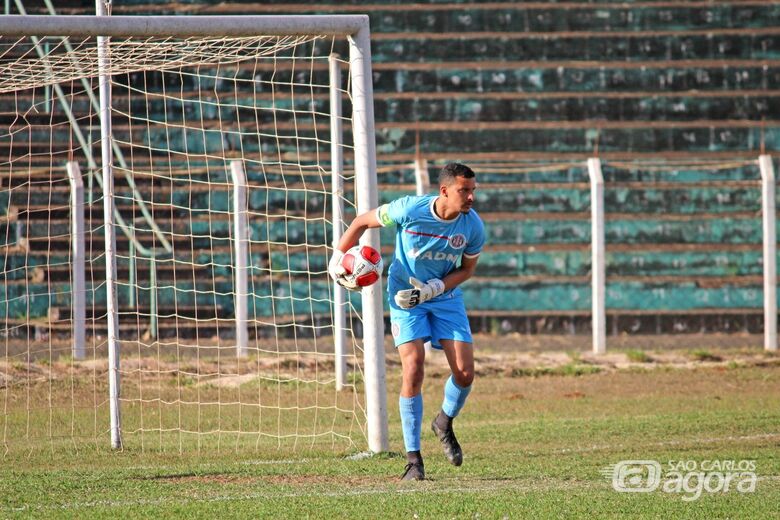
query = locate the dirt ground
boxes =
[448,332,768,353]
[1,331,777,390]
[3,330,767,357]
[402,333,779,380]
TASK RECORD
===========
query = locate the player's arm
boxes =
[334,210,382,253]
[328,209,381,283]
[441,253,479,291]
[394,254,480,309]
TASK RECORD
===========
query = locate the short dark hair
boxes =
[438,162,475,186]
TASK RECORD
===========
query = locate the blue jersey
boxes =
[376,195,485,300]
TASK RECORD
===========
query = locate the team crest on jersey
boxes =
[448,233,467,249]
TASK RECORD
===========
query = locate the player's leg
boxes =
[398,339,426,480]
[390,302,432,481]
[440,339,475,415]
[431,339,473,466]
[428,298,474,466]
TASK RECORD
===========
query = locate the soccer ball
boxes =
[341,245,383,289]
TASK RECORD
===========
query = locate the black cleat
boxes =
[400,462,425,481]
[431,417,463,466]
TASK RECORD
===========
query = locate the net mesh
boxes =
[0,33,368,454]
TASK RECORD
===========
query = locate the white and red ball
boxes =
[341,245,383,289]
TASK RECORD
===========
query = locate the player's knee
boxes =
[403,360,425,387]
[453,368,473,387]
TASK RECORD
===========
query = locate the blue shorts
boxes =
[389,293,473,350]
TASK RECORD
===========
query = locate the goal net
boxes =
[0,16,386,455]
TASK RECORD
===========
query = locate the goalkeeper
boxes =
[329,163,485,481]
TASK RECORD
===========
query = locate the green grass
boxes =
[690,349,723,362]
[626,349,653,363]
[1,364,779,518]
[511,362,602,377]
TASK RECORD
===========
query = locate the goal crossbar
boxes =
[0,14,369,37]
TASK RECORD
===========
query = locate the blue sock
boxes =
[399,393,423,452]
[441,375,472,418]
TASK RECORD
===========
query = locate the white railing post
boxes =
[231,160,249,358]
[414,157,429,196]
[96,0,121,450]
[588,158,606,354]
[329,54,348,391]
[67,162,85,360]
[350,24,389,453]
[759,155,777,351]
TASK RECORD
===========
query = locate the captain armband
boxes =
[376,204,395,227]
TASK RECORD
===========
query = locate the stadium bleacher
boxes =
[1,0,777,338]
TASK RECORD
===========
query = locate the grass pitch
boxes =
[2,347,779,518]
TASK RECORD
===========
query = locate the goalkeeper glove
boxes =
[328,249,358,290]
[394,277,445,309]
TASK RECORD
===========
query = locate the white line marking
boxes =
[5,434,780,512]
[543,432,780,455]
[122,459,309,471]
[5,479,601,512]
[9,475,780,512]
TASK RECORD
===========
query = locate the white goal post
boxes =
[0,15,388,454]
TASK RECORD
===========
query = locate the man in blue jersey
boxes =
[328,163,485,481]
